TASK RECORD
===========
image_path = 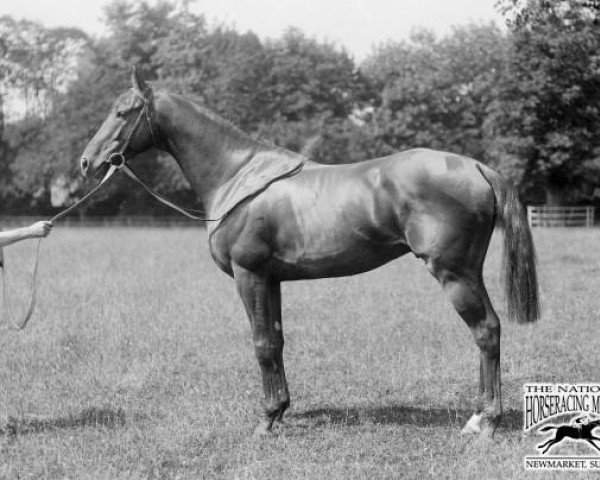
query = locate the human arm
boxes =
[0,221,52,248]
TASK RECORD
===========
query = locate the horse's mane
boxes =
[167,92,278,151]
[151,89,308,163]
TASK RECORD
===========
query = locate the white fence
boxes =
[527,206,595,228]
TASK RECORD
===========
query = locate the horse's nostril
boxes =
[81,157,89,172]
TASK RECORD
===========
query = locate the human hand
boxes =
[28,221,53,238]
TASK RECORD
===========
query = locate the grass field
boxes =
[0,226,598,479]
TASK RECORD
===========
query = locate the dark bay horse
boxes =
[80,68,539,439]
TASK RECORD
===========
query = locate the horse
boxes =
[79,67,539,439]
[537,417,600,454]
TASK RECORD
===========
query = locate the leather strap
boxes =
[0,166,117,331]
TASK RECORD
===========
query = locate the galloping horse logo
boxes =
[537,417,600,454]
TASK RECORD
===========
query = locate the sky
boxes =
[0,0,505,60]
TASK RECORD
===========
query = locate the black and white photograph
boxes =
[0,0,599,478]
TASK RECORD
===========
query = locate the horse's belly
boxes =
[264,179,409,280]
[271,239,409,280]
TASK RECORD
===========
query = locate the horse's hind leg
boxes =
[436,267,501,438]
[420,212,500,438]
[233,264,290,438]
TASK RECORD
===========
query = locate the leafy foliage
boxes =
[491,0,600,202]
[1,0,599,215]
[363,24,509,160]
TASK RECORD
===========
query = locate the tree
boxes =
[0,16,89,211]
[255,28,372,160]
[362,24,510,161]
[0,16,88,120]
[260,28,361,123]
[102,0,177,78]
[491,0,600,203]
[155,9,269,131]
[157,20,372,163]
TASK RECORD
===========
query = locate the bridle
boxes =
[105,88,158,171]
[102,88,216,221]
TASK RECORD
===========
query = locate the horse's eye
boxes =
[115,110,126,118]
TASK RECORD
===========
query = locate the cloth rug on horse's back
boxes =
[207,150,304,234]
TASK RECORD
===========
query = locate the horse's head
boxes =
[80,66,158,179]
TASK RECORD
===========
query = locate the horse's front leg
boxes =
[233,264,289,437]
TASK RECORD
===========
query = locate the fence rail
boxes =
[527,206,595,228]
[0,215,202,229]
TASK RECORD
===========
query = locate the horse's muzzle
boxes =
[93,161,111,180]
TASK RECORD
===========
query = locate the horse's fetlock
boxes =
[262,398,288,418]
[481,404,501,425]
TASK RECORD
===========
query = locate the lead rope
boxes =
[0,155,302,331]
[0,157,221,332]
[0,166,117,331]
[0,92,150,332]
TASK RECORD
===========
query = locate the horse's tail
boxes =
[538,425,558,432]
[476,163,540,324]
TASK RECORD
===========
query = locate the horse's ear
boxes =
[131,65,151,96]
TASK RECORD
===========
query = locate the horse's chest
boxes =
[208,231,234,276]
[208,211,273,275]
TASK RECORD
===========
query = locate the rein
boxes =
[0,158,214,332]
[0,90,219,332]
[0,165,117,332]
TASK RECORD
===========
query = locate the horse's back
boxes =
[276,148,494,233]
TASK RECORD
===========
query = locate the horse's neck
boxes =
[154,92,260,204]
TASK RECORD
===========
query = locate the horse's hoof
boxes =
[461,425,481,436]
[252,422,273,439]
[479,424,497,441]
[461,413,482,436]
